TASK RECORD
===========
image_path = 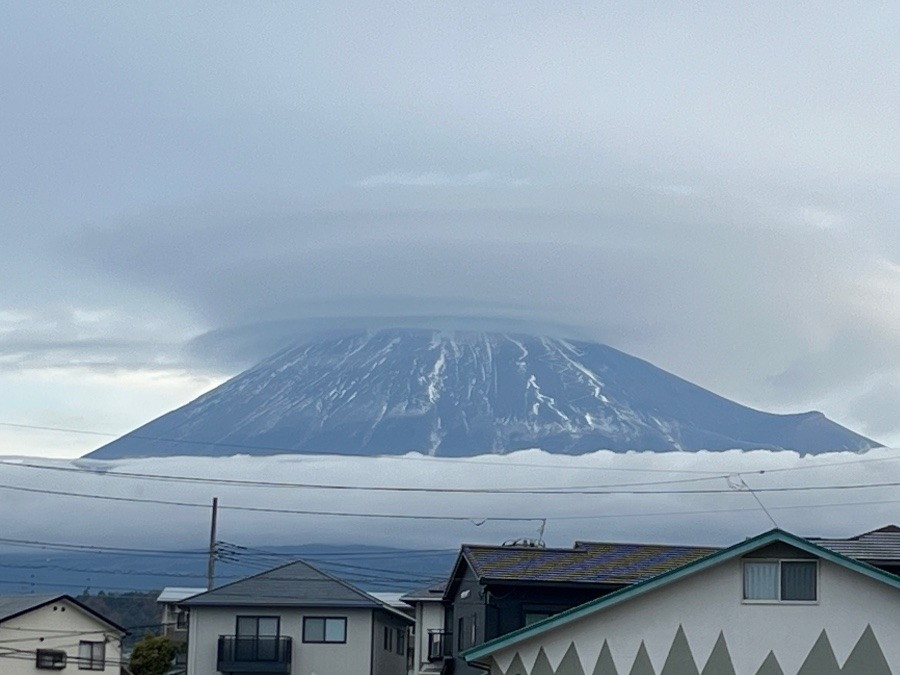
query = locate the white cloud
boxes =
[0,449,897,552]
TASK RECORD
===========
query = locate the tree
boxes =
[129,634,178,675]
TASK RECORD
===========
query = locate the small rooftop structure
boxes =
[157,587,207,604]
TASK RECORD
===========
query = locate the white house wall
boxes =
[0,599,122,675]
[187,606,376,675]
[485,557,900,675]
[371,610,412,675]
[413,602,444,673]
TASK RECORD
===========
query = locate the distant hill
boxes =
[0,544,455,597]
[85,329,878,459]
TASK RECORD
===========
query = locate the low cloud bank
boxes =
[2,448,898,553]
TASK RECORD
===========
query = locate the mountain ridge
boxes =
[85,329,878,459]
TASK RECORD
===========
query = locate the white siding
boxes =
[0,599,122,675]
[488,556,900,675]
[413,601,444,674]
[188,606,382,675]
[371,610,410,675]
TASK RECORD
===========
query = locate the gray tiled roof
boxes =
[181,559,389,608]
[461,540,719,586]
[808,525,900,561]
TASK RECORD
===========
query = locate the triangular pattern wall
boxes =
[556,643,585,675]
[841,625,892,675]
[591,640,619,675]
[660,626,699,675]
[532,648,554,675]
[628,642,656,675]
[700,632,736,675]
[797,630,840,675]
[496,624,894,675]
[504,653,527,675]
[755,652,785,675]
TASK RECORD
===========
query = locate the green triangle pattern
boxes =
[592,640,620,675]
[797,630,840,675]
[755,652,784,675]
[504,653,527,675]
[556,643,586,675]
[493,624,895,675]
[531,648,554,675]
[660,625,699,675]
[629,642,657,675]
[841,625,892,675]
[700,632,736,675]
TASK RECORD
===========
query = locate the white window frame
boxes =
[302,616,347,644]
[78,641,106,671]
[742,559,819,604]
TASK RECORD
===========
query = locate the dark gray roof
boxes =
[457,540,719,587]
[0,594,126,632]
[809,525,900,561]
[182,559,395,610]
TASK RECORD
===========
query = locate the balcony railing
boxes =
[217,636,292,673]
[427,630,452,662]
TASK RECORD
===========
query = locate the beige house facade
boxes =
[0,595,124,674]
[182,559,412,675]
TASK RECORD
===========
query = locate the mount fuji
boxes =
[84,328,878,459]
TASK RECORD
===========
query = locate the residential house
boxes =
[810,524,900,575]
[158,587,206,642]
[180,559,413,675]
[463,529,900,675]
[400,583,447,675]
[0,594,125,674]
[443,540,717,675]
[157,587,206,674]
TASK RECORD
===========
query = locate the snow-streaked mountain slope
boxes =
[85,329,879,458]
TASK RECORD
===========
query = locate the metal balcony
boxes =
[217,636,292,673]
[427,630,452,662]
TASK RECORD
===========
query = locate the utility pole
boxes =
[207,497,218,590]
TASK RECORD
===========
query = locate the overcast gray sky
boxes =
[2,1,900,457]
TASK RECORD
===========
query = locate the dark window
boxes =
[524,611,555,626]
[36,649,67,670]
[781,561,817,601]
[383,625,393,651]
[176,609,188,629]
[743,560,817,601]
[457,617,465,650]
[303,617,347,644]
[396,627,405,655]
[78,641,105,670]
[236,616,280,660]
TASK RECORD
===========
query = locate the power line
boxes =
[2,466,900,498]
[0,482,550,522]
[0,459,728,492]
